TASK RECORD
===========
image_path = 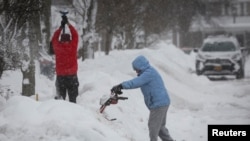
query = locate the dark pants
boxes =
[56,75,79,103]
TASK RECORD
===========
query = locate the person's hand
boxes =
[60,20,66,29]
[62,15,68,24]
[111,84,123,94]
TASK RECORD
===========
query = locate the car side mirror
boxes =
[240,47,246,51]
[193,48,198,53]
[240,47,248,57]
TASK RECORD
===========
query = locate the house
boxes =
[185,0,250,49]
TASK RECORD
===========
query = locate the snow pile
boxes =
[0,41,250,141]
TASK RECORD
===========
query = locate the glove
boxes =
[111,84,123,94]
[62,15,68,24]
[60,20,66,29]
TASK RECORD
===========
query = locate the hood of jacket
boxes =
[132,55,150,73]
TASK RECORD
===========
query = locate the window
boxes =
[202,42,236,52]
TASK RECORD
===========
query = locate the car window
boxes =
[201,41,236,52]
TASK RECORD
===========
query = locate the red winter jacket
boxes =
[52,24,78,76]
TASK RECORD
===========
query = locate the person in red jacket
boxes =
[51,16,79,103]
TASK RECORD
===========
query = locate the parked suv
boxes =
[194,35,245,79]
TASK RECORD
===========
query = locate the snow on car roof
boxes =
[203,35,239,47]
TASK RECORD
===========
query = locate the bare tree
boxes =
[0,0,29,77]
[96,0,116,55]
[73,0,98,61]
[0,0,43,96]
[95,0,204,50]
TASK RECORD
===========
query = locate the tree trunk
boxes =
[41,0,51,52]
[21,20,38,96]
[125,28,135,49]
[79,0,98,61]
[80,28,88,61]
[21,60,35,96]
[104,28,112,55]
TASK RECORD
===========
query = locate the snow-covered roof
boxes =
[190,16,250,33]
[203,35,239,47]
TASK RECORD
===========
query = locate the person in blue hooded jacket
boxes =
[111,55,174,141]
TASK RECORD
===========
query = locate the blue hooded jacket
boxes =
[121,55,170,109]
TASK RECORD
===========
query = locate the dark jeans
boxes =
[56,75,79,103]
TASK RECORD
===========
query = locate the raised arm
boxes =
[51,27,62,45]
[68,23,78,46]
